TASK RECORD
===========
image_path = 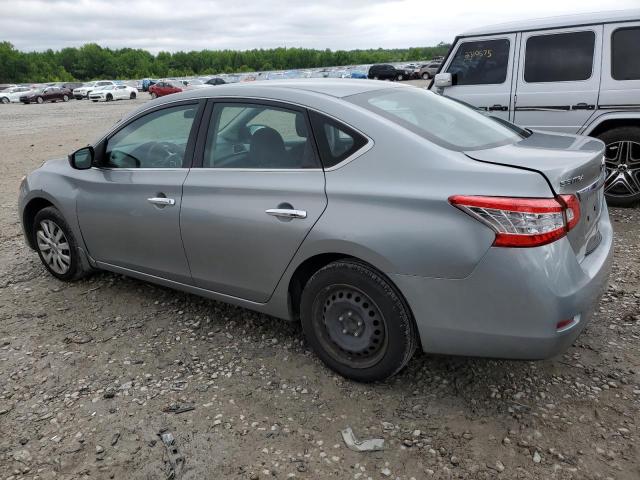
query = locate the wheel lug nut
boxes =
[342,329,347,334]
[357,321,362,326]
[347,312,352,317]
[354,332,359,337]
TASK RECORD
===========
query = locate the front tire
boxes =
[62,94,69,102]
[36,96,44,104]
[597,126,640,207]
[1,97,9,104]
[33,207,91,281]
[422,72,431,80]
[150,92,158,99]
[106,94,113,102]
[300,260,417,382]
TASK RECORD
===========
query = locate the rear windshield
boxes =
[347,88,524,151]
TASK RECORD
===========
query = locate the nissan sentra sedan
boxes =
[18,80,613,382]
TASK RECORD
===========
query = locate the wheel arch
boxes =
[22,197,56,249]
[582,114,640,137]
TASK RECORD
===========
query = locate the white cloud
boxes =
[0,0,638,52]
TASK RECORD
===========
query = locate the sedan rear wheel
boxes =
[33,207,91,281]
[300,260,417,382]
[130,91,136,99]
[36,96,44,104]
[598,126,640,207]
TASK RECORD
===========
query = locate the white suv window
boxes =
[524,31,595,83]
[446,39,510,85]
[611,27,640,81]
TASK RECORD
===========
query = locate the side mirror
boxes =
[434,73,453,88]
[68,146,94,170]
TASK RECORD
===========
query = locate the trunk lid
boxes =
[465,130,606,261]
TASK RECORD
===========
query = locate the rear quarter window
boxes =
[611,27,640,81]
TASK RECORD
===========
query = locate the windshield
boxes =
[347,88,524,151]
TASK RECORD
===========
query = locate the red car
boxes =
[148,81,182,98]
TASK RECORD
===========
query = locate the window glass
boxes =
[104,104,197,168]
[524,31,595,83]
[309,111,368,168]
[204,103,318,169]
[612,27,640,81]
[446,39,510,85]
[347,88,524,151]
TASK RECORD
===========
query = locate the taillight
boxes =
[449,195,580,248]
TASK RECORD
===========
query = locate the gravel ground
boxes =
[0,95,639,480]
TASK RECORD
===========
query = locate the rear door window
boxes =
[446,39,510,85]
[524,31,595,83]
[611,27,640,80]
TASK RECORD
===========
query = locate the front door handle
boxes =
[265,208,307,219]
[572,103,595,110]
[147,197,176,206]
[488,104,508,111]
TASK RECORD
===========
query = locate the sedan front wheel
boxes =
[33,207,91,281]
[300,260,417,382]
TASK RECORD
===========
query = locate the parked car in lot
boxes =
[61,82,84,93]
[18,80,612,381]
[1,86,33,104]
[368,64,407,81]
[148,81,183,98]
[418,61,442,79]
[20,86,71,104]
[433,9,640,206]
[205,77,226,86]
[73,81,116,99]
[89,85,138,102]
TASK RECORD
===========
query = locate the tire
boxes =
[422,72,431,80]
[372,76,378,81]
[596,126,640,207]
[106,94,113,102]
[300,260,417,382]
[130,91,136,99]
[62,94,69,102]
[33,207,92,281]
[36,96,44,104]
[150,92,157,99]
[1,97,9,104]
[397,74,404,81]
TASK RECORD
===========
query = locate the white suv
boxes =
[73,80,116,100]
[433,9,640,206]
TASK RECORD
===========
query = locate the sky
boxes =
[1,0,638,53]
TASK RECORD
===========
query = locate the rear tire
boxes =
[33,207,92,281]
[596,126,640,207]
[300,260,417,382]
[1,97,9,104]
[422,72,431,80]
[130,92,136,99]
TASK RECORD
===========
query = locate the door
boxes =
[513,26,602,133]
[114,85,128,100]
[438,34,517,120]
[76,102,202,284]
[180,100,327,302]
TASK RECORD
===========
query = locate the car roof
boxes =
[461,8,640,36]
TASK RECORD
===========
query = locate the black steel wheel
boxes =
[300,260,417,382]
[598,126,640,207]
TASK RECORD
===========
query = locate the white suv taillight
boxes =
[449,195,581,247]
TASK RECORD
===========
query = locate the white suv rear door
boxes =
[513,26,602,133]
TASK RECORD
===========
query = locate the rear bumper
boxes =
[391,206,613,359]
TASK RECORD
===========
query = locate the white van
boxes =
[432,10,640,206]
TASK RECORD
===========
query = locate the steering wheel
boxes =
[148,141,183,168]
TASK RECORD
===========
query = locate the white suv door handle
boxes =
[265,208,307,219]
[147,197,176,206]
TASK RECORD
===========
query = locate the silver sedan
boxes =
[18,80,613,381]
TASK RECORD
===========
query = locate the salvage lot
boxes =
[0,97,639,480]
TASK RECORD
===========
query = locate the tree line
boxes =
[0,41,450,83]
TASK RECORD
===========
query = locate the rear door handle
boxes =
[572,103,595,110]
[147,197,176,206]
[487,104,508,111]
[265,208,307,219]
